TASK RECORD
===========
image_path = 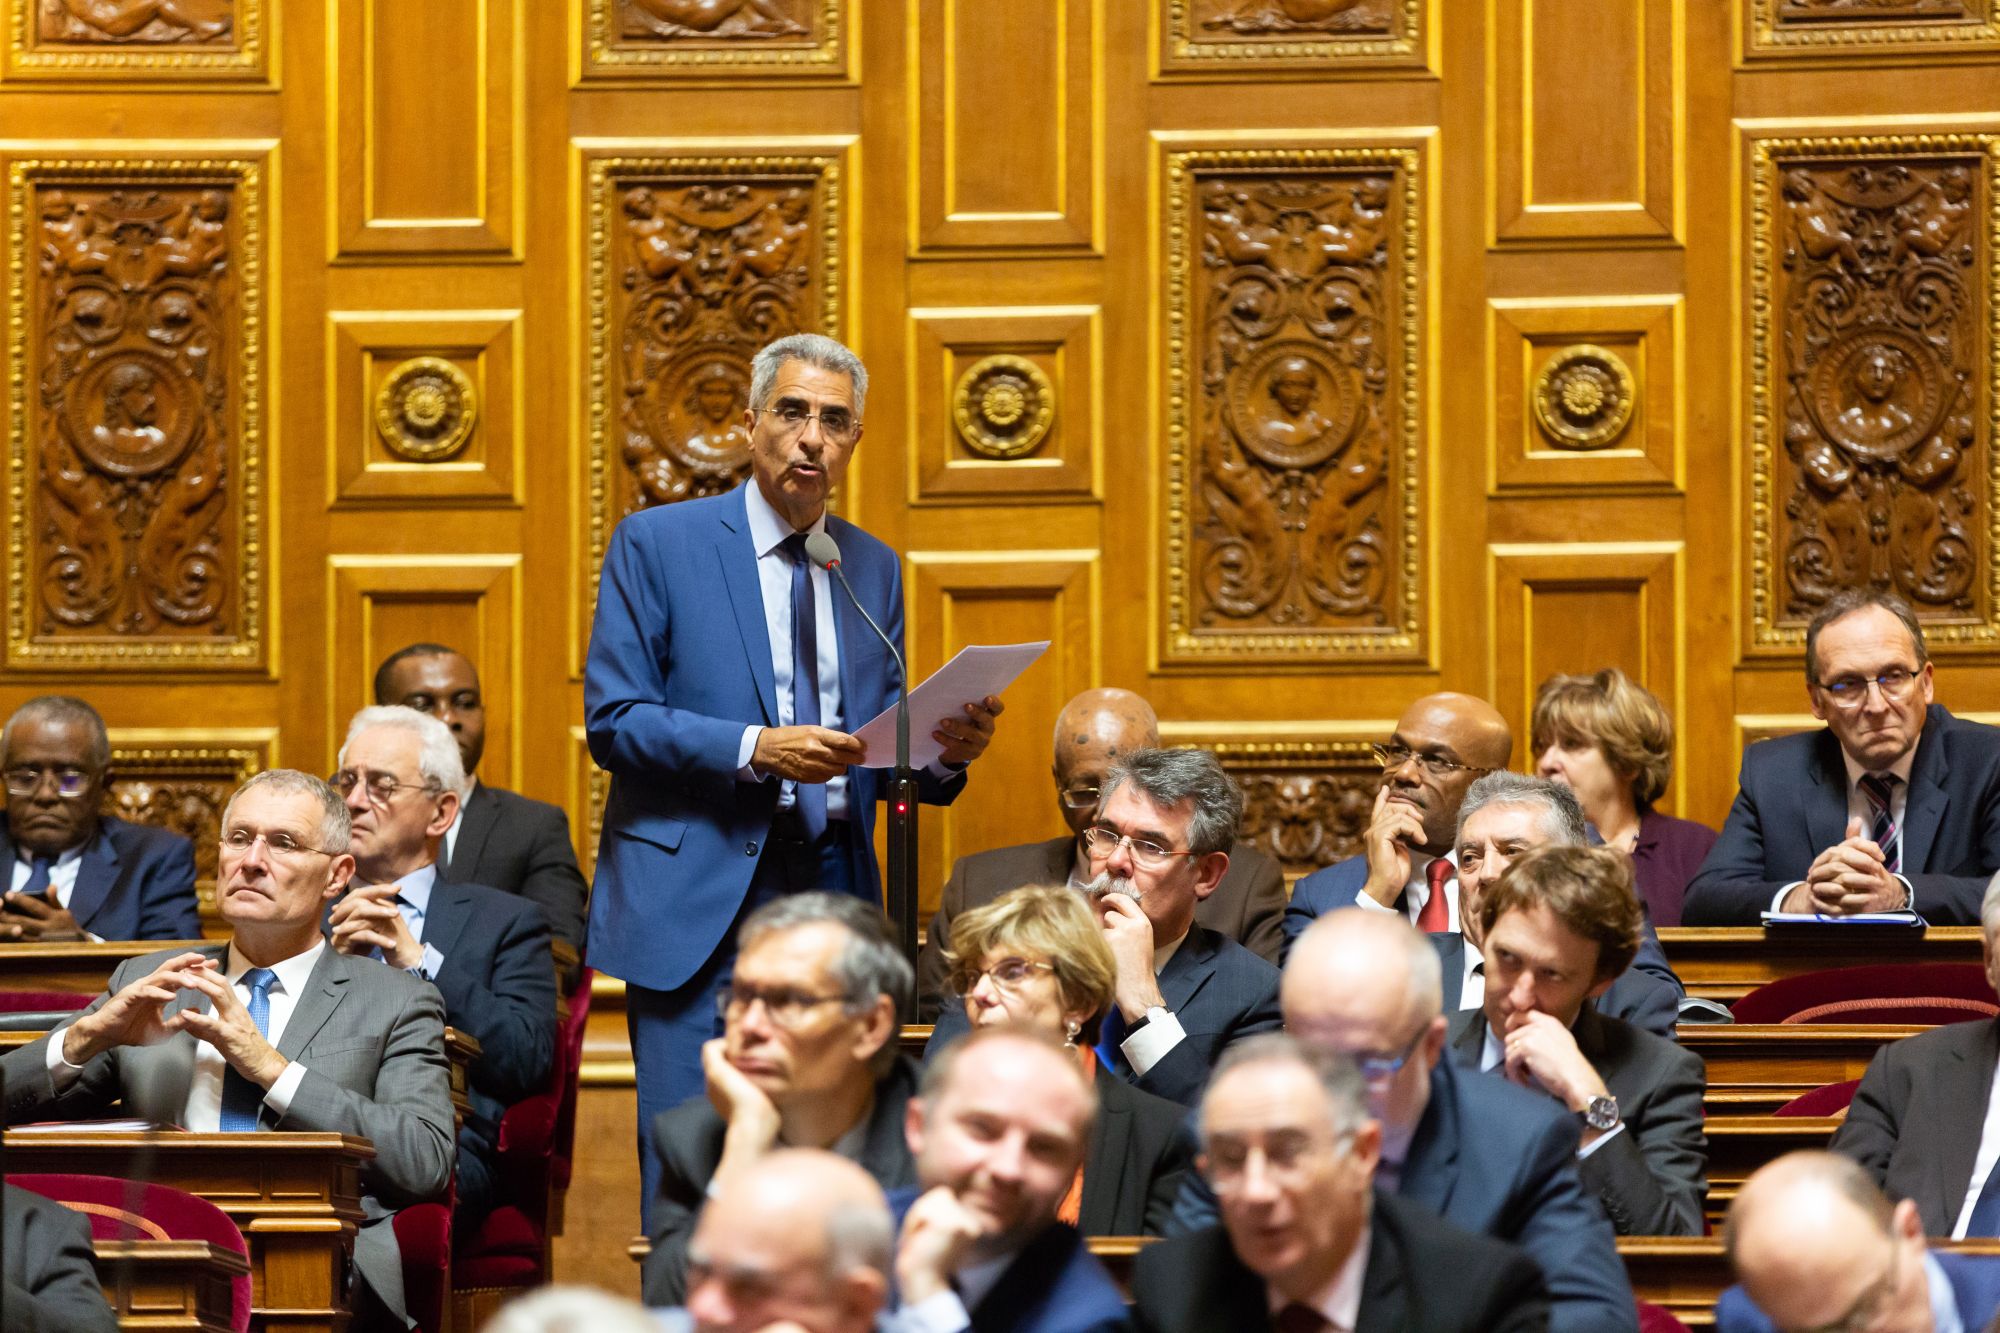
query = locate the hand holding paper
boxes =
[851,642,1049,768]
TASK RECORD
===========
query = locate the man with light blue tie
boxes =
[586,333,1005,1222]
[327,706,557,1243]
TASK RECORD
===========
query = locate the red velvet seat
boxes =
[10,1171,253,1333]
[393,1196,454,1333]
[1638,1299,1692,1333]
[1775,1078,1862,1117]
[1731,964,1998,1025]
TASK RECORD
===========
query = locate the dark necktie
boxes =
[1274,1303,1332,1333]
[1966,1162,2000,1236]
[18,855,53,899]
[1416,855,1452,933]
[780,532,828,841]
[218,968,277,1131]
[1859,773,1901,874]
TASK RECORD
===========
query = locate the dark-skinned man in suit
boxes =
[326,705,557,1245]
[916,687,1286,1020]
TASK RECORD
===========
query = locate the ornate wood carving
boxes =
[8,160,266,670]
[1749,0,2000,54]
[37,0,232,43]
[12,0,262,78]
[1163,147,1424,664]
[1180,739,1381,878]
[1747,135,2000,649]
[586,152,841,599]
[1160,0,1423,72]
[582,0,843,78]
[105,734,268,925]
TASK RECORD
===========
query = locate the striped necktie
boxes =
[1859,773,1902,874]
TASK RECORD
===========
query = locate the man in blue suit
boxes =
[0,695,200,942]
[586,333,1003,1218]
[1686,588,2000,925]
[1717,1150,2000,1332]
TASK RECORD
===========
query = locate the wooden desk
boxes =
[92,1238,251,1333]
[1659,926,1984,1002]
[0,940,206,996]
[7,1130,371,1333]
[1683,1022,1916,1111]
[1702,1115,1843,1227]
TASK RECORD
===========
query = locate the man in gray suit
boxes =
[0,769,456,1329]
[916,687,1285,1020]
[2,1183,119,1332]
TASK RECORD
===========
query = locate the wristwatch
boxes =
[1581,1094,1620,1132]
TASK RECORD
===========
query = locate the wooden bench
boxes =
[1682,1022,1915,1112]
[91,1237,251,1333]
[1658,926,1983,1002]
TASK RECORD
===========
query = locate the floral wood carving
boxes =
[1164,148,1424,664]
[587,154,840,602]
[1749,0,2000,52]
[1179,739,1381,878]
[13,0,261,80]
[37,0,231,44]
[105,737,266,925]
[1161,0,1423,70]
[8,161,265,670]
[1748,136,2000,649]
[583,0,841,76]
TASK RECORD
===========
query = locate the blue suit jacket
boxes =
[585,485,965,992]
[0,815,200,941]
[926,923,1282,1107]
[1716,1252,2000,1332]
[886,1190,1130,1333]
[1685,704,2000,925]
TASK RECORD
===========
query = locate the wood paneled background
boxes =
[2,0,1997,1291]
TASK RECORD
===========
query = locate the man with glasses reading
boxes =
[930,747,1281,1107]
[0,694,199,942]
[1282,693,1513,957]
[916,687,1287,1020]
[0,769,455,1327]
[1685,588,2000,924]
[588,333,1005,1222]
[641,893,918,1307]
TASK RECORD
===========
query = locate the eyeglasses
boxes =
[1081,825,1200,872]
[1205,1129,1351,1193]
[757,403,860,445]
[219,828,338,860]
[961,956,1056,995]
[1058,784,1101,812]
[329,770,441,806]
[1349,1025,1429,1083]
[1371,742,1493,780]
[1815,667,1921,710]
[2,765,93,798]
[716,981,852,1029]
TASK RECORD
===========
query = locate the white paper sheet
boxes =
[852,641,1050,768]
[1759,911,1924,926]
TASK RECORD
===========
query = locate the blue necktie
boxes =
[18,855,52,899]
[781,532,828,841]
[1967,1163,2000,1236]
[1859,773,1902,874]
[218,968,276,1131]
[1094,1006,1130,1077]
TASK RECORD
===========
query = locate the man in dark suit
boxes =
[374,644,589,957]
[326,706,557,1241]
[0,695,201,942]
[1135,1035,1548,1333]
[1686,588,2000,925]
[892,1026,1130,1333]
[1717,1150,2000,1333]
[644,893,917,1306]
[0,769,456,1328]
[1447,844,1706,1235]
[586,333,1002,1216]
[929,748,1280,1107]
[3,1183,120,1332]
[916,687,1285,1019]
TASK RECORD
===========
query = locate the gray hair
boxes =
[222,770,351,855]
[1201,1033,1370,1147]
[1,695,110,771]
[739,892,911,1074]
[824,1199,894,1281]
[1456,772,1587,847]
[749,333,868,418]
[1982,873,2000,941]
[1100,747,1243,857]
[480,1286,664,1333]
[338,705,466,794]
[1805,587,1928,684]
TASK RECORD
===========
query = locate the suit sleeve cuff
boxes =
[896,1290,972,1333]
[263,1060,306,1118]
[1769,881,1803,912]
[1353,891,1396,916]
[1121,1011,1187,1077]
[738,726,763,781]
[1576,1120,1626,1160]
[410,944,446,981]
[926,758,967,779]
[45,1031,84,1085]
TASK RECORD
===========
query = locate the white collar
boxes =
[1840,742,1918,792]
[1267,1224,1371,1331]
[743,477,828,558]
[225,936,325,994]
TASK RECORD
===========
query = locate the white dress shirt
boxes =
[1267,1226,1370,1332]
[1951,1063,2000,1238]
[1353,851,1457,933]
[9,843,83,902]
[48,938,323,1129]
[441,779,473,866]
[1769,747,1917,913]
[1458,943,1485,1009]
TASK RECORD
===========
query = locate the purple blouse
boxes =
[1630,808,1719,927]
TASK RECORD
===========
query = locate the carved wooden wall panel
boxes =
[327,310,521,506]
[6,0,266,80]
[1161,141,1427,666]
[904,552,1098,914]
[104,727,271,927]
[913,0,1099,254]
[1745,132,2000,651]
[6,156,266,671]
[1489,296,1680,494]
[1157,0,1428,75]
[1744,0,2000,59]
[330,0,521,259]
[1160,724,1389,879]
[579,0,846,80]
[582,144,845,617]
[327,556,520,785]
[908,306,1098,503]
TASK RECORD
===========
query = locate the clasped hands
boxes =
[62,951,288,1090]
[1781,815,1907,915]
[0,890,85,941]
[751,695,1006,783]
[328,884,424,970]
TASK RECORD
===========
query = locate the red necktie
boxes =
[1417,856,1452,933]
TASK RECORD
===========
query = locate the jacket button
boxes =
[745,842,758,856]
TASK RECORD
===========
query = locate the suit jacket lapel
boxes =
[1446,1009,1484,1066]
[1355,1201,1408,1333]
[1935,1021,1999,1226]
[1400,1060,1461,1216]
[1042,836,1076,884]
[420,887,472,959]
[277,948,350,1060]
[1078,1094,1129,1236]
[1903,706,1951,874]
[65,822,121,932]
[1158,928,1219,1013]
[442,786,498,883]
[1806,730,1852,862]
[1434,932,1467,1009]
[0,831,16,891]
[715,488,778,727]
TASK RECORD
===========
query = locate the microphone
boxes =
[803,531,910,774]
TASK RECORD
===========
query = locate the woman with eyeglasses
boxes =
[1532,668,1717,926]
[939,884,1193,1236]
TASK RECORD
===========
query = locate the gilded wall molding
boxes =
[1166,731,1384,878]
[1159,0,1425,73]
[8,0,266,81]
[105,727,272,924]
[1747,0,2000,58]
[581,0,844,80]
[1745,131,2000,651]
[6,154,267,671]
[1162,144,1425,665]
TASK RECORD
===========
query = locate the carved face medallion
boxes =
[1806,329,1946,462]
[64,349,196,477]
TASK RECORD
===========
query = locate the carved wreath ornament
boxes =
[951,355,1055,459]
[1532,344,1636,451]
